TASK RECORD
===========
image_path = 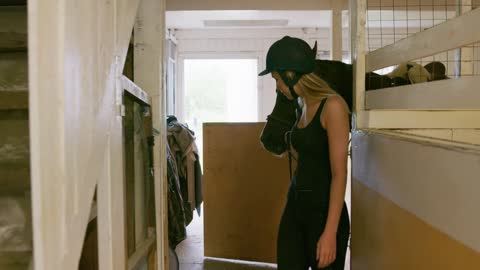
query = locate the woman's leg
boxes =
[277,190,308,270]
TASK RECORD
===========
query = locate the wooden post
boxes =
[349,0,367,129]
[454,0,473,77]
[134,0,168,269]
[331,0,343,61]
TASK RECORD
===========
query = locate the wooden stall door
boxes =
[203,122,291,264]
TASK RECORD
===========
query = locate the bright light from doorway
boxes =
[183,58,258,163]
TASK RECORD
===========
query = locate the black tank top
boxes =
[290,97,331,208]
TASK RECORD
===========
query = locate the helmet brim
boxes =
[258,68,271,76]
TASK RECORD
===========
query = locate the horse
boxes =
[260,60,353,156]
[260,60,449,156]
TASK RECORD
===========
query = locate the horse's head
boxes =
[260,91,298,156]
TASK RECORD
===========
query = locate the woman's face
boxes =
[272,71,302,100]
[271,72,298,100]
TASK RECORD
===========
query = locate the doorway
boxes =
[176,57,271,270]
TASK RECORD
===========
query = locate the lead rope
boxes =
[286,97,301,180]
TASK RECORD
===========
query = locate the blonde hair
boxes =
[296,72,337,99]
[284,71,350,113]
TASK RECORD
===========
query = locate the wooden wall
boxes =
[351,130,480,269]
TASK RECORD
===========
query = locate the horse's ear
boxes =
[312,41,318,57]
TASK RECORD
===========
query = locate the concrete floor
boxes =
[175,207,350,270]
[175,209,277,270]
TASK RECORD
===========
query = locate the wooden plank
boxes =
[366,8,480,72]
[0,52,28,91]
[122,75,150,106]
[393,129,454,141]
[133,102,148,249]
[124,96,136,257]
[0,1,27,6]
[133,102,148,250]
[352,130,480,253]
[0,91,28,109]
[393,129,480,146]
[331,0,343,61]
[203,123,291,263]
[350,0,367,128]
[0,6,27,51]
[453,129,480,145]
[148,247,157,270]
[365,77,480,110]
[134,0,168,269]
[0,116,30,194]
[0,251,32,270]
[0,165,30,195]
[358,110,480,128]
[28,0,72,267]
[127,236,156,270]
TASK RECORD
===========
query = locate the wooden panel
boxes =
[28,0,139,268]
[124,96,136,257]
[366,8,480,72]
[365,77,480,110]
[203,122,291,263]
[393,129,454,141]
[0,111,29,194]
[0,251,31,270]
[0,7,27,51]
[331,0,343,61]
[352,180,480,270]
[148,247,157,270]
[0,91,28,109]
[0,1,27,6]
[453,129,480,145]
[0,52,28,91]
[352,130,480,252]
[392,129,480,145]
[133,102,148,249]
[357,110,480,128]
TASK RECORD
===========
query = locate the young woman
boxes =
[259,36,350,270]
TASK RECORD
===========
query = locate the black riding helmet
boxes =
[259,36,317,99]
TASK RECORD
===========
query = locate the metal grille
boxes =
[366,0,480,85]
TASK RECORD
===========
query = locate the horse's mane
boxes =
[313,60,353,112]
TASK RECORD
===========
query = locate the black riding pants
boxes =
[277,186,350,270]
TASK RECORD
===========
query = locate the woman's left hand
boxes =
[316,230,337,268]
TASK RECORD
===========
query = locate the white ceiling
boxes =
[165,9,459,30]
[166,10,335,29]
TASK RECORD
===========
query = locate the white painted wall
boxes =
[174,28,350,121]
